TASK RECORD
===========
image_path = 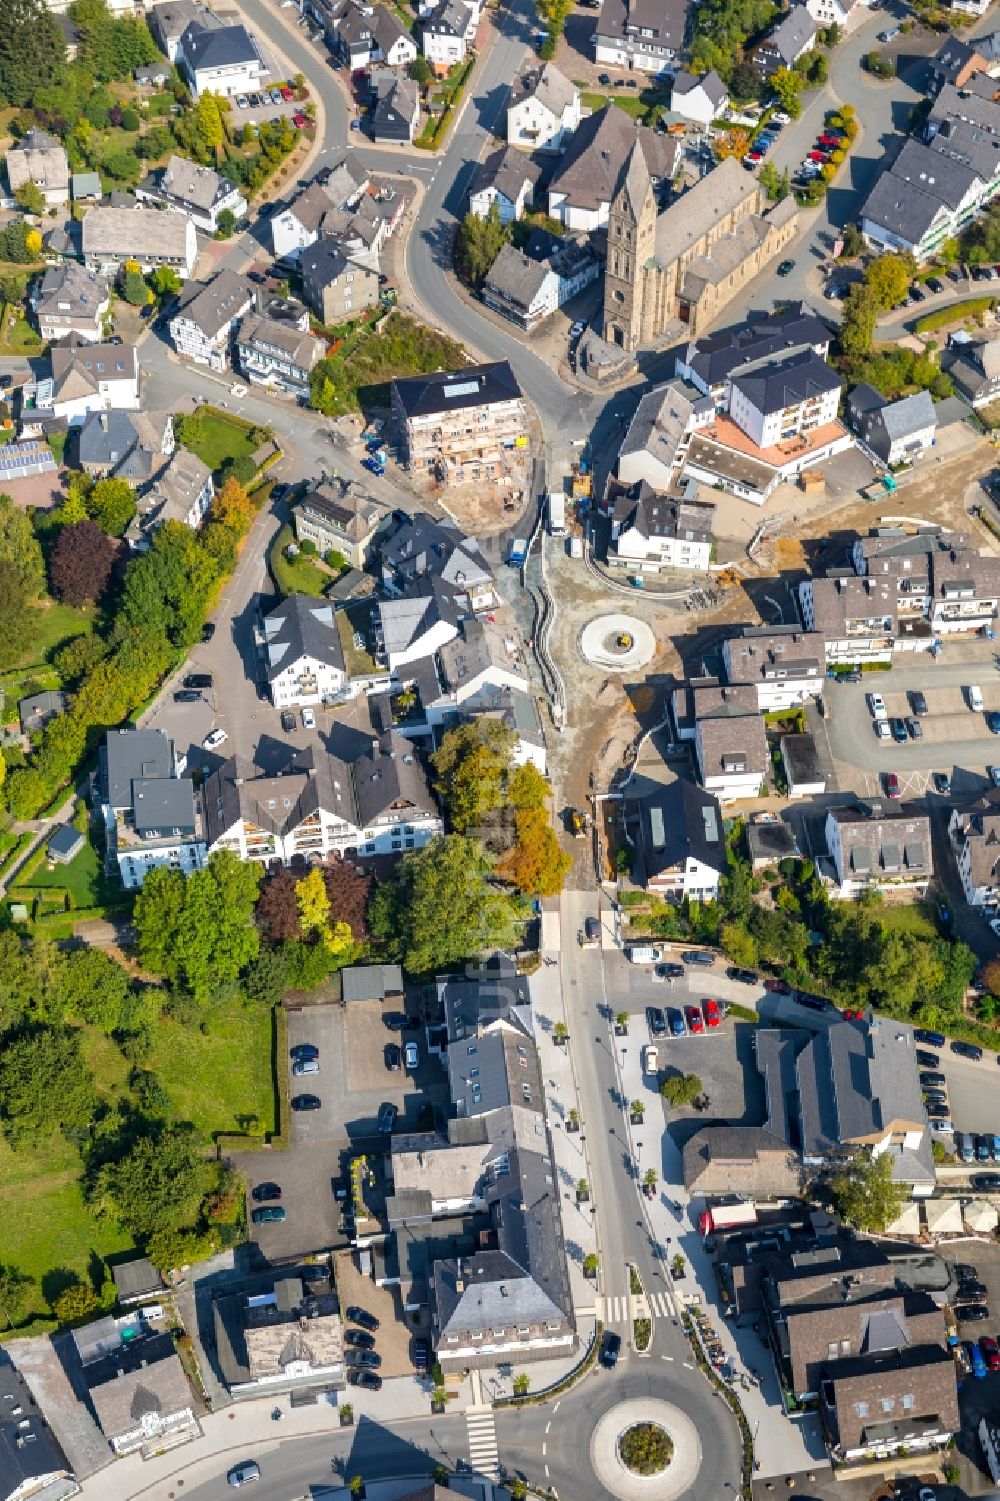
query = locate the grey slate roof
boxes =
[391,361,522,419]
[597,0,689,49]
[881,389,937,440]
[380,516,492,595]
[101,729,174,810]
[83,204,191,262]
[352,730,437,825]
[173,269,251,338]
[482,242,550,308]
[641,776,727,885]
[548,104,680,212]
[262,595,346,682]
[472,144,542,206]
[144,154,235,214]
[341,963,404,1001]
[618,379,713,471]
[180,19,260,70]
[510,60,577,115]
[379,574,464,656]
[652,154,759,266]
[422,0,472,37]
[613,478,715,546]
[679,302,831,390]
[830,803,932,882]
[730,348,841,416]
[132,777,197,836]
[671,68,727,106]
[77,408,172,474]
[756,7,819,64]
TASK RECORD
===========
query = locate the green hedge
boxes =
[271,1006,290,1150]
[914,296,995,333]
[0,832,36,886]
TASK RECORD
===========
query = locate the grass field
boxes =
[11,836,120,910]
[269,522,330,599]
[182,408,258,473]
[148,1001,277,1142]
[338,602,377,675]
[879,903,939,938]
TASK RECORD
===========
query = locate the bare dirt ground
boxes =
[3,468,65,511]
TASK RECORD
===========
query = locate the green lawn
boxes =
[0,302,43,357]
[181,408,258,473]
[148,1001,277,1142]
[879,904,939,939]
[11,835,120,910]
[1,599,94,713]
[338,602,377,675]
[269,523,330,598]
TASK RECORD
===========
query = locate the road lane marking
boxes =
[542,1442,547,1455]
[684,1361,694,1369]
[662,1354,674,1361]
[554,1400,560,1412]
[545,1421,551,1433]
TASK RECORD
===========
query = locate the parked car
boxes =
[686,1004,705,1034]
[988,766,1000,789]
[910,690,928,715]
[992,1133,1000,1160]
[404,1040,419,1070]
[173,690,200,703]
[926,1103,952,1120]
[202,622,216,642]
[906,717,923,739]
[584,916,601,944]
[843,1009,865,1021]
[776,259,795,277]
[569,319,587,338]
[291,1094,321,1111]
[302,707,316,729]
[970,1341,989,1379]
[251,1206,287,1225]
[413,1338,430,1369]
[915,1029,946,1047]
[764,979,791,994]
[915,1050,940,1068]
[384,1042,400,1071]
[346,1306,380,1331]
[890,717,907,743]
[251,1182,281,1202]
[600,1330,622,1368]
[932,772,952,795]
[184,673,213,689]
[681,951,714,966]
[703,999,722,1028]
[346,1350,382,1368]
[987,711,1000,734]
[280,710,296,733]
[972,1172,1000,1190]
[926,277,945,293]
[292,1058,319,1076]
[878,25,901,39]
[228,1461,261,1488]
[868,692,887,720]
[668,1007,686,1037]
[978,1135,993,1162]
[884,772,901,798]
[291,1044,319,1061]
[920,1071,946,1086]
[646,1006,667,1037]
[874,720,891,742]
[982,1335,1000,1371]
[348,1369,382,1390]
[952,1040,984,1061]
[922,1088,948,1104]
[957,1303,991,1322]
[962,1282,990,1303]
[203,728,228,750]
[960,1134,976,1163]
[344,1328,375,1349]
[378,1101,398,1134]
[726,967,758,985]
[655,962,685,979]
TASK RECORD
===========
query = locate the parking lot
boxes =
[335,1249,431,1381]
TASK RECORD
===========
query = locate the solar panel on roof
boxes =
[443,380,481,399]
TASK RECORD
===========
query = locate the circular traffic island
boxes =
[579,613,655,672]
[618,1422,673,1476]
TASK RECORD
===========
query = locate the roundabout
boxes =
[590,1397,702,1501]
[579,613,656,672]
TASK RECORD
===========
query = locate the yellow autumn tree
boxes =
[295,867,353,956]
[212,475,254,536]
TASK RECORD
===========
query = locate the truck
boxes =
[548,492,566,536]
[698,1201,757,1236]
[861,473,897,502]
[508,537,529,567]
[569,536,584,559]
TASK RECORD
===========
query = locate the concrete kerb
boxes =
[590,1397,703,1501]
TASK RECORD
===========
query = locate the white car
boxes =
[236,96,249,109]
[873,719,891,742]
[569,320,587,338]
[301,707,316,729]
[203,728,228,750]
[771,110,791,124]
[404,1040,419,1070]
[969,684,985,711]
[230,382,248,398]
[867,691,887,721]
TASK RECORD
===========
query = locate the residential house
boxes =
[134,60,173,88]
[270,158,369,262]
[480,232,600,331]
[299,238,380,325]
[0,1356,77,1501]
[31,262,109,344]
[721,625,827,711]
[753,9,819,76]
[683,1124,806,1198]
[336,4,417,68]
[927,35,988,93]
[799,574,899,664]
[946,334,1000,409]
[6,126,69,206]
[824,803,933,897]
[214,1275,345,1398]
[384,957,576,1371]
[377,574,465,673]
[203,736,442,862]
[111,1257,167,1307]
[30,339,140,427]
[694,708,768,802]
[178,20,265,98]
[391,361,527,481]
[803,0,862,27]
[99,729,206,889]
[74,1316,197,1457]
[147,0,204,60]
[292,477,393,568]
[421,0,474,70]
[949,798,1000,906]
[675,303,833,408]
[669,69,728,126]
[820,1346,960,1465]
[781,732,826,798]
[136,154,247,234]
[82,205,198,278]
[262,594,348,707]
[611,379,714,492]
[593,0,690,76]
[746,814,802,870]
[380,513,494,610]
[632,775,727,899]
[546,104,680,230]
[608,478,714,573]
[19,690,66,736]
[70,170,103,204]
[847,385,937,466]
[468,145,541,223]
[371,71,421,144]
[507,62,581,152]
[235,312,326,396]
[77,408,175,480]
[404,615,531,726]
[727,348,842,449]
[126,448,213,548]
[169,269,253,371]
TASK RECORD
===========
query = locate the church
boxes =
[603,152,798,353]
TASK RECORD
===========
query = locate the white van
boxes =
[626,945,661,964]
[969,684,985,711]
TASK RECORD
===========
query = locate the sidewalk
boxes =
[615,1036,827,1480]
[79,1376,471,1501]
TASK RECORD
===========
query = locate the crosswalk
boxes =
[466,1406,499,1477]
[601,1289,675,1325]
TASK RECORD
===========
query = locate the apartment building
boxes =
[99,729,206,890]
[675,302,833,409]
[293,478,393,569]
[728,349,842,449]
[593,0,689,75]
[481,232,599,331]
[608,478,714,573]
[262,594,348,708]
[31,339,140,426]
[31,262,109,344]
[169,270,253,371]
[468,146,541,224]
[178,19,265,98]
[634,775,727,899]
[391,361,527,481]
[825,804,933,898]
[507,61,581,152]
[214,1274,345,1398]
[235,312,326,397]
[694,710,769,803]
[299,238,380,325]
[949,799,1000,907]
[721,625,826,710]
[798,574,899,665]
[82,205,197,278]
[612,380,714,492]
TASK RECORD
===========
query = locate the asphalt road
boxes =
[824,660,1000,775]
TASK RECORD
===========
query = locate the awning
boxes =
[886,1203,921,1236]
[925,1198,964,1235]
[964,1199,998,1233]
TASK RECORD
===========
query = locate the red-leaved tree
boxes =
[50,520,118,607]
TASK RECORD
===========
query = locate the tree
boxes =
[508,762,548,810]
[839,222,864,259]
[122,269,149,306]
[215,207,236,238]
[322,859,371,942]
[194,91,225,155]
[0,1264,35,1329]
[295,866,354,959]
[150,265,182,297]
[729,60,763,102]
[91,1125,218,1237]
[497,808,571,896]
[50,519,117,605]
[454,204,510,287]
[431,720,516,832]
[864,251,913,311]
[0,492,44,594]
[58,946,130,1031]
[51,1278,100,1325]
[769,67,802,116]
[135,852,261,1003]
[0,1027,98,1139]
[408,55,432,86]
[714,126,751,161]
[88,476,137,536]
[0,0,65,108]
[720,920,758,969]
[660,1073,702,1109]
[0,564,37,671]
[255,867,302,944]
[829,1149,904,1233]
[512,1373,530,1396]
[15,182,45,217]
[212,474,254,535]
[369,835,523,974]
[119,520,220,646]
[839,283,877,359]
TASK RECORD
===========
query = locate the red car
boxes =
[764,979,791,994]
[982,1335,1000,1371]
[686,1004,705,1034]
[884,772,901,799]
[818,134,839,147]
[843,1009,864,1021]
[703,999,721,1029]
[293,112,307,128]
[808,150,827,162]
[280,86,294,100]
